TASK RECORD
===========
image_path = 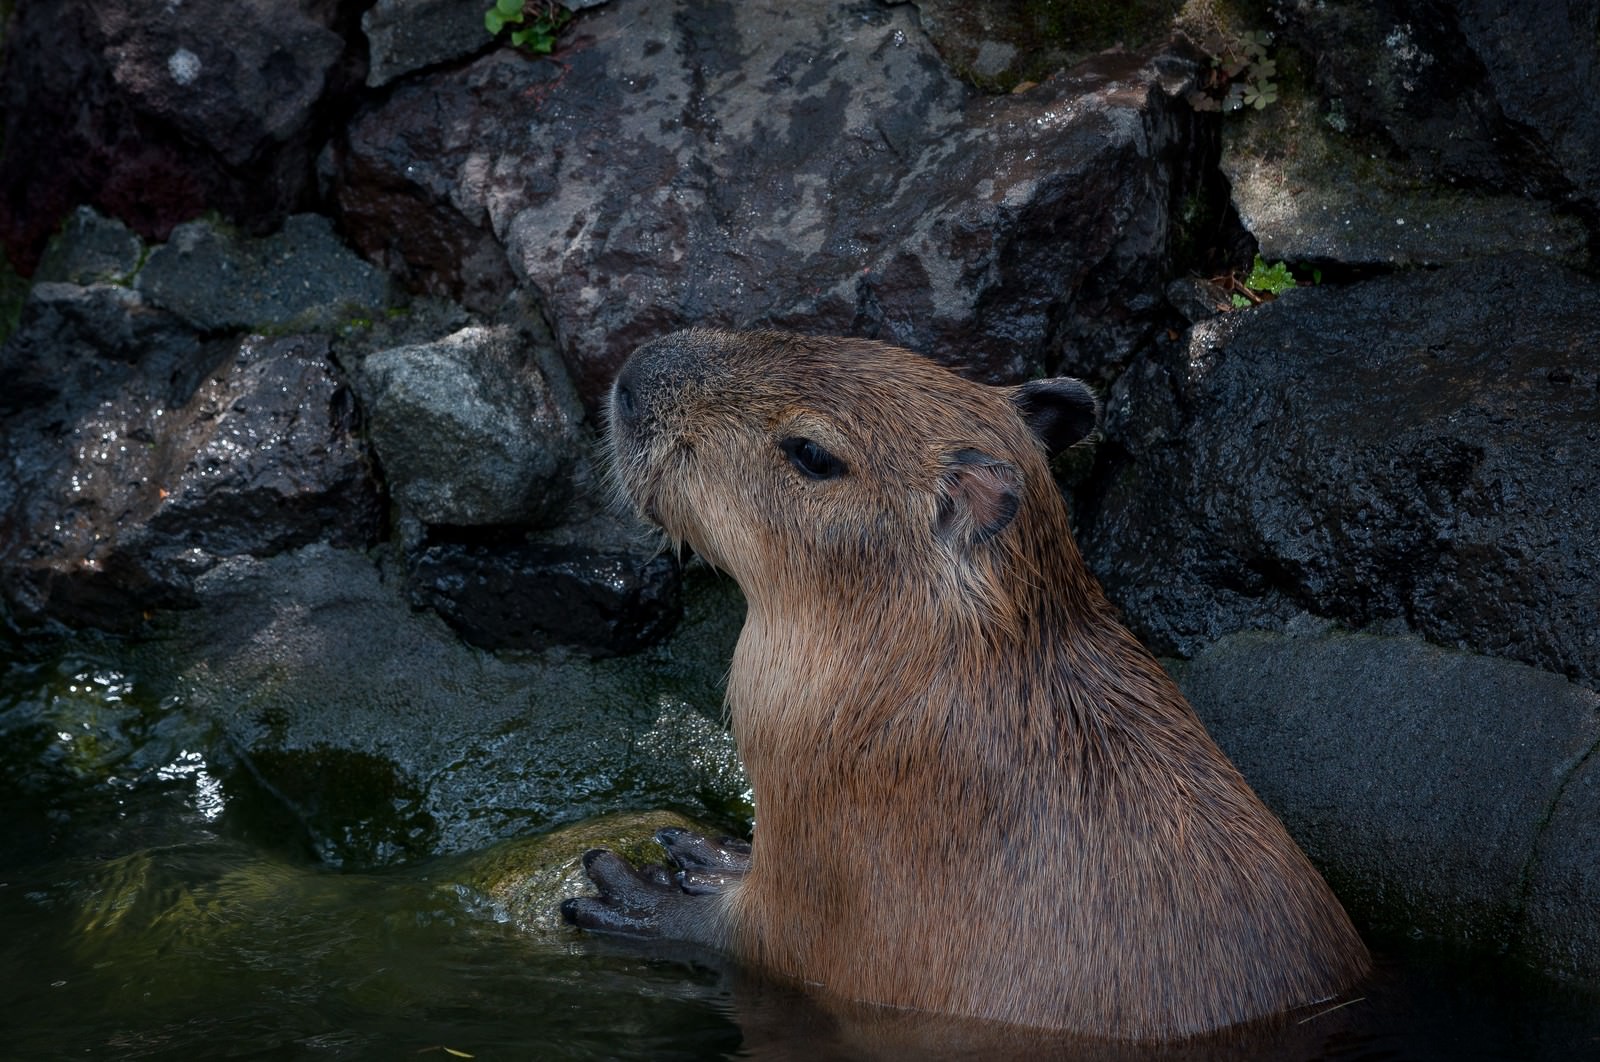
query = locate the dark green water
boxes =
[4,641,1598,1060]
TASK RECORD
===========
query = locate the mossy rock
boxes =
[458,809,722,935]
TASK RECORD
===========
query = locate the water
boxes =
[3,640,1598,1060]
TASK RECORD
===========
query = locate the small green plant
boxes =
[1223,255,1316,308]
[485,0,570,54]
[1185,26,1279,113]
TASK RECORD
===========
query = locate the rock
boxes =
[33,206,147,285]
[356,324,583,527]
[909,0,1181,90]
[361,0,610,89]
[335,0,1204,403]
[362,0,495,88]
[464,809,715,934]
[0,0,354,271]
[136,215,395,334]
[1274,0,1600,222]
[0,300,382,628]
[1524,748,1600,979]
[1221,94,1589,267]
[0,284,199,413]
[1177,623,1600,956]
[405,508,684,656]
[1078,255,1600,689]
[159,546,747,866]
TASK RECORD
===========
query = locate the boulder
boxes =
[1079,255,1600,690]
[356,324,583,527]
[0,283,382,628]
[1221,95,1588,267]
[33,207,147,286]
[335,0,1205,402]
[1177,622,1600,958]
[136,215,394,334]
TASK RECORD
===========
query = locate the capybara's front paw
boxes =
[656,827,751,894]
[561,849,686,938]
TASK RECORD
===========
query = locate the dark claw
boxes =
[563,848,690,938]
[656,827,753,876]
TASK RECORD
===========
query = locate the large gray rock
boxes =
[1178,623,1600,961]
[137,215,395,334]
[336,0,1204,402]
[357,324,583,527]
[1079,255,1600,690]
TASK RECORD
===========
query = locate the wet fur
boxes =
[604,330,1369,1040]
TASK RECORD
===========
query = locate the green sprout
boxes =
[1185,26,1280,113]
[1224,256,1308,309]
[485,0,571,55]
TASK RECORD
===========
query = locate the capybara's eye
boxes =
[779,437,847,480]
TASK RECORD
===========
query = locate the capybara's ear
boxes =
[936,449,1021,545]
[1007,377,1100,457]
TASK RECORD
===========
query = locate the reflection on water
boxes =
[5,835,1599,1061]
[3,644,1599,1060]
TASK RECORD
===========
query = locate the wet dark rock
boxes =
[1079,255,1600,689]
[362,0,613,89]
[335,0,1203,402]
[1274,0,1600,226]
[1177,623,1600,965]
[356,324,583,527]
[167,544,745,865]
[1164,275,1230,323]
[136,215,395,334]
[362,0,496,88]
[0,284,199,411]
[34,207,147,286]
[0,300,382,628]
[405,511,683,656]
[0,0,355,271]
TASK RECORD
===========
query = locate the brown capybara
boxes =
[563,330,1369,1041]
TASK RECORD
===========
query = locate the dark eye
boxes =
[779,436,847,480]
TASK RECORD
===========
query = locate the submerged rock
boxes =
[159,545,746,866]
[336,0,1204,400]
[1080,255,1600,690]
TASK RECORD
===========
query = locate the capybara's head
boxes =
[608,330,1097,619]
